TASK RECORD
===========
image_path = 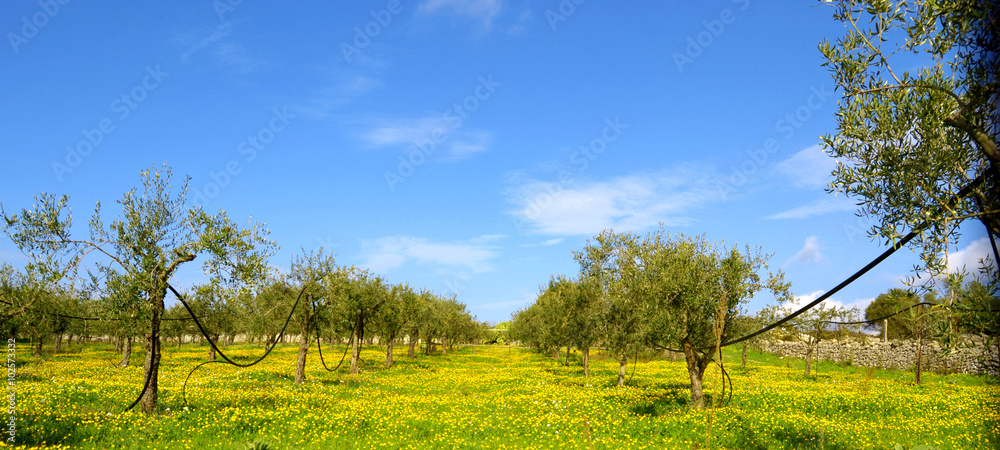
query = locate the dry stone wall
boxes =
[758,339,998,376]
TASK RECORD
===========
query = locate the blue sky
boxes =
[1,0,993,323]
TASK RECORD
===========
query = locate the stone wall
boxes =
[758,338,999,376]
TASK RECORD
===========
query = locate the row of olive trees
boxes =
[0,164,482,414]
[277,248,482,383]
[510,227,791,409]
[0,251,484,378]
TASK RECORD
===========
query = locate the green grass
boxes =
[4,342,998,449]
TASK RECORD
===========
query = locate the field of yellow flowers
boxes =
[4,341,998,449]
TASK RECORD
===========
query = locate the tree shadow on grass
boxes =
[628,383,690,417]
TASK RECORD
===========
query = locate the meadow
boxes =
[4,342,998,449]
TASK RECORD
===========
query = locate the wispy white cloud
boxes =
[290,70,383,120]
[786,236,822,266]
[776,144,837,189]
[360,235,502,274]
[419,0,503,29]
[766,197,856,220]
[506,166,724,236]
[359,116,491,162]
[947,236,998,275]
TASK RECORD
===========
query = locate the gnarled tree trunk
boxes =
[582,347,590,378]
[681,338,711,409]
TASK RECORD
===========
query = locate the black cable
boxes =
[175,281,307,409]
[169,282,303,368]
[125,336,156,412]
[986,224,1000,272]
[716,172,989,349]
[316,331,352,372]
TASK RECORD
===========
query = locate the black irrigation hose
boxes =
[986,225,1000,269]
[640,174,989,406]
[172,281,308,409]
[316,332,352,372]
[717,172,989,350]
[125,336,156,412]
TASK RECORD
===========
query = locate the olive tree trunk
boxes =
[681,338,712,409]
[119,336,132,367]
[385,334,395,366]
[139,296,164,414]
[350,323,362,374]
[408,330,418,358]
[616,354,628,387]
[295,326,310,384]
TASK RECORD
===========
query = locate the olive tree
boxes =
[329,268,386,374]
[289,248,337,384]
[0,165,275,413]
[574,230,647,387]
[373,283,420,366]
[629,229,790,409]
[819,0,999,276]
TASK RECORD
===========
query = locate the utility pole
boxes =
[883,319,887,342]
